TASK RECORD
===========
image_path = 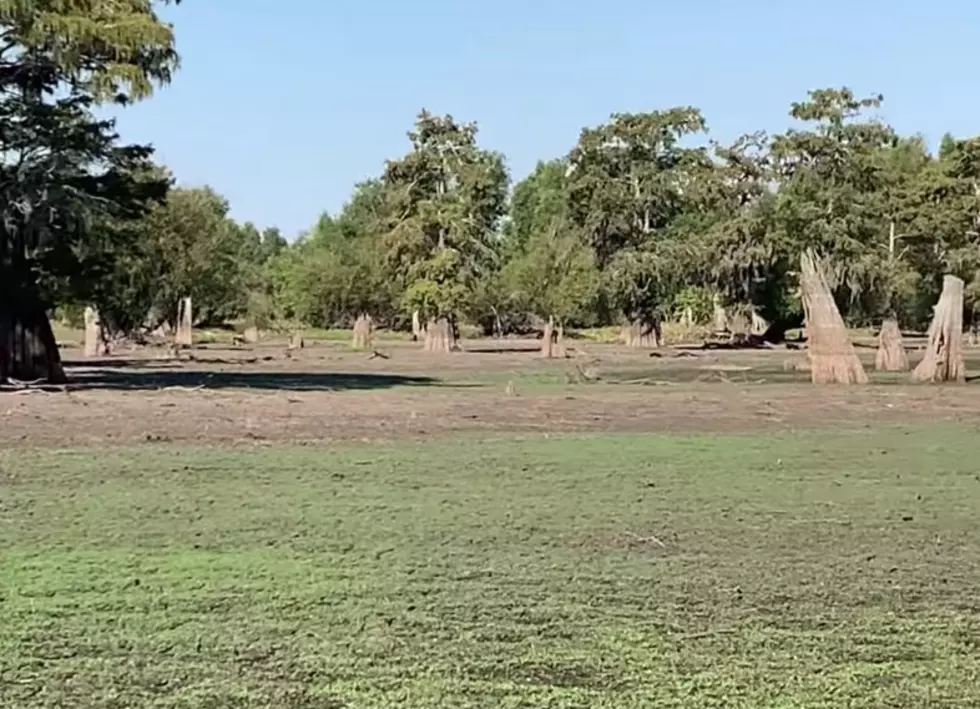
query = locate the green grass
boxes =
[3,428,980,707]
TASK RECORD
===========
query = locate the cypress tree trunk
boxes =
[0,285,67,384]
[423,318,457,353]
[623,314,662,348]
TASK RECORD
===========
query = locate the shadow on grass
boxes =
[62,367,444,392]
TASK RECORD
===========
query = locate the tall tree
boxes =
[0,0,179,382]
[381,110,508,352]
[769,88,900,324]
[564,108,711,346]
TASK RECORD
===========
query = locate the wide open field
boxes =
[2,335,980,707]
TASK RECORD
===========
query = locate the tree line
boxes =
[4,2,980,381]
[240,93,980,353]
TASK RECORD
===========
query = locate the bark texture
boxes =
[423,318,457,353]
[351,313,374,350]
[175,296,193,347]
[0,287,66,383]
[800,250,868,384]
[540,315,566,358]
[874,317,908,372]
[623,316,661,348]
[912,275,965,383]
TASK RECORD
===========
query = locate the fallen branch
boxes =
[157,384,207,392]
[623,531,667,548]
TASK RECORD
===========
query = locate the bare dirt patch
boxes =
[4,337,980,447]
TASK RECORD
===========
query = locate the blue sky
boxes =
[109,0,980,239]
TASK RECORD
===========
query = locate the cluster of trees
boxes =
[4,2,980,382]
[272,93,980,353]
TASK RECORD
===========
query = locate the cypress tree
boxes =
[0,0,179,382]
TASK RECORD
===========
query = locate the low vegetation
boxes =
[2,426,979,707]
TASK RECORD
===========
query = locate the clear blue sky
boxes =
[109,0,980,239]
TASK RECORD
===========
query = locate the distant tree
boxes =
[504,222,599,350]
[271,180,394,329]
[380,110,508,352]
[769,88,900,320]
[564,108,711,346]
[92,186,267,335]
[503,159,569,257]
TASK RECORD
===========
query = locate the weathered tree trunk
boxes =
[243,326,259,343]
[411,310,424,341]
[623,316,661,348]
[727,311,750,338]
[750,311,769,336]
[423,317,457,353]
[83,306,106,357]
[875,317,908,372]
[712,295,728,332]
[351,313,374,350]
[288,331,305,349]
[0,291,67,384]
[680,307,694,328]
[540,315,566,358]
[175,296,193,348]
[912,275,965,383]
[800,250,868,384]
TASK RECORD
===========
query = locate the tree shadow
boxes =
[62,366,443,392]
[465,343,542,354]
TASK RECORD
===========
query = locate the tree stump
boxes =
[243,326,259,344]
[911,275,965,383]
[800,250,868,384]
[540,315,565,358]
[83,306,105,357]
[352,313,374,350]
[423,318,457,353]
[712,295,728,333]
[411,310,424,342]
[728,311,750,338]
[175,296,193,348]
[623,317,661,348]
[288,331,305,350]
[750,311,768,336]
[680,307,694,328]
[874,317,908,372]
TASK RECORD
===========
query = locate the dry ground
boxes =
[4,334,979,447]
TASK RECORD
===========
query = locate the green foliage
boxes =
[672,286,714,324]
[504,223,599,326]
[97,187,261,329]
[564,108,712,325]
[270,181,392,328]
[381,110,509,322]
[503,159,568,257]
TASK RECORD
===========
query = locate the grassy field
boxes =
[3,426,980,707]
